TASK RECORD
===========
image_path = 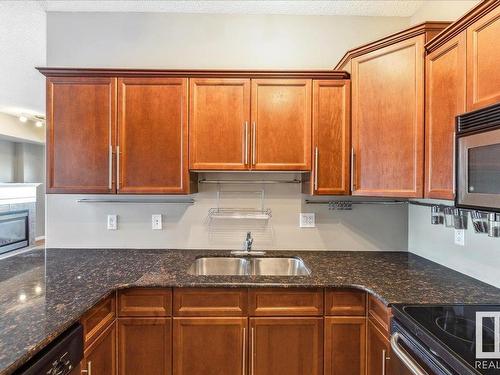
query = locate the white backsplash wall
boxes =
[408,202,500,288]
[46,173,408,250]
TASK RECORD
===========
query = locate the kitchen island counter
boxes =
[1,247,500,374]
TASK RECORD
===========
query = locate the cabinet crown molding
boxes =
[334,21,451,70]
[425,0,500,53]
[36,68,350,80]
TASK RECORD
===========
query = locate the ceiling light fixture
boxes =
[19,116,28,123]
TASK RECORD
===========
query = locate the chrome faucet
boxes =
[243,232,254,251]
[230,232,265,256]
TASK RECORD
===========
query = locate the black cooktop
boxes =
[393,304,500,375]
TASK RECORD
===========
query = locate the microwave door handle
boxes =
[390,333,428,375]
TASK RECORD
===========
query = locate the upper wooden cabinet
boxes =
[337,22,449,198]
[46,77,116,193]
[423,1,500,199]
[306,80,350,195]
[43,72,195,194]
[251,79,312,170]
[466,3,500,110]
[425,33,466,199]
[351,35,425,197]
[40,69,348,186]
[117,77,190,194]
[189,78,251,170]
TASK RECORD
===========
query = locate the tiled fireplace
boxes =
[0,210,29,254]
[0,183,38,255]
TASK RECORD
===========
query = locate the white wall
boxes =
[410,0,479,25]
[0,1,46,115]
[46,173,408,250]
[47,12,409,69]
[409,202,500,288]
[0,140,16,183]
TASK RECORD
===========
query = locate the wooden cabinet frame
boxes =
[117,77,190,194]
[425,32,466,199]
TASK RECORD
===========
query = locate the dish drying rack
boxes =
[207,190,272,221]
[206,189,274,246]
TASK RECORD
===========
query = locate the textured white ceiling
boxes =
[41,0,425,17]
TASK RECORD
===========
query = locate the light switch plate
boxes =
[107,214,117,230]
[454,229,465,246]
[152,214,162,230]
[300,213,315,228]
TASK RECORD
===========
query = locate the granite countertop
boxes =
[1,248,500,375]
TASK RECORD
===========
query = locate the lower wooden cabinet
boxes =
[111,287,393,375]
[324,317,366,375]
[250,317,323,375]
[82,322,117,375]
[367,319,390,375]
[173,317,247,375]
[118,318,172,375]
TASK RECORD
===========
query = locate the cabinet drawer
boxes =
[118,288,172,317]
[81,293,116,347]
[325,289,366,316]
[173,288,247,316]
[249,288,323,316]
[368,295,391,333]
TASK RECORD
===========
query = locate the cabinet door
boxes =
[467,5,500,110]
[189,78,251,170]
[118,318,172,375]
[82,322,116,375]
[425,32,466,199]
[117,78,189,194]
[46,77,116,193]
[311,80,350,195]
[250,317,323,375]
[351,36,425,197]
[324,317,366,375]
[367,319,390,375]
[173,317,247,375]
[251,79,312,171]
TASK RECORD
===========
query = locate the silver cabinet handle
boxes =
[108,145,113,190]
[382,349,390,375]
[350,147,356,192]
[314,146,319,191]
[252,122,256,166]
[81,361,92,375]
[242,327,246,375]
[116,145,120,191]
[251,326,255,375]
[244,122,249,165]
[390,333,427,375]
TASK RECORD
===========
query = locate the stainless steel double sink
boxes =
[188,256,310,276]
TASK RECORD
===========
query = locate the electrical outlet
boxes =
[454,229,465,246]
[300,213,315,228]
[107,214,118,230]
[152,214,162,230]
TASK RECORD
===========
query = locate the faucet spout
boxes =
[244,231,253,251]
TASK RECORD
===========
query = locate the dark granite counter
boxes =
[1,248,500,375]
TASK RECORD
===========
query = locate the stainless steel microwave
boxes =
[456,103,500,211]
